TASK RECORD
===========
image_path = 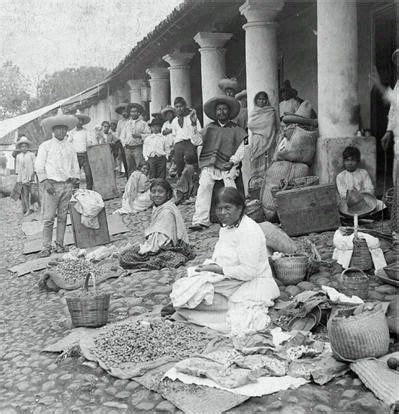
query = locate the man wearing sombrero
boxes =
[121,103,150,175]
[190,95,247,230]
[68,110,93,190]
[35,108,80,257]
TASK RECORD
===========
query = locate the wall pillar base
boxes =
[314,136,376,185]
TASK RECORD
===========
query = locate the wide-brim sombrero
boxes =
[16,136,33,149]
[204,95,241,121]
[235,89,247,101]
[218,78,239,93]
[115,102,130,115]
[339,192,377,217]
[161,105,176,116]
[75,111,91,125]
[40,109,78,132]
[392,49,399,63]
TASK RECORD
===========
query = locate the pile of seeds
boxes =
[93,319,210,367]
[55,259,99,286]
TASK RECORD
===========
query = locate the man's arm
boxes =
[34,144,47,182]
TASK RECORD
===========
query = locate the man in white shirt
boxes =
[171,97,202,177]
[68,111,93,189]
[122,103,150,175]
[115,103,129,141]
[36,109,80,257]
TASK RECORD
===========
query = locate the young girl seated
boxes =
[175,152,199,205]
[119,179,194,270]
[170,187,280,335]
[336,146,384,213]
[114,162,152,215]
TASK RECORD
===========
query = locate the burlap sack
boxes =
[258,221,298,254]
[274,125,318,166]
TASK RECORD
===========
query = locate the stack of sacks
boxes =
[261,101,318,221]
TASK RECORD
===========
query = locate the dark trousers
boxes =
[174,140,198,177]
[125,145,144,176]
[77,152,93,190]
[148,155,167,179]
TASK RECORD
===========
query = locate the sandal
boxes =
[54,244,69,254]
[38,249,52,258]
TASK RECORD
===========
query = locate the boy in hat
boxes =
[171,97,202,177]
[190,95,247,230]
[122,103,150,175]
[68,110,93,190]
[36,109,80,257]
[15,137,36,215]
[143,117,169,179]
[336,146,384,214]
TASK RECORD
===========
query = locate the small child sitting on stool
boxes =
[336,146,385,214]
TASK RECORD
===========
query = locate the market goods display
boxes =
[92,319,211,368]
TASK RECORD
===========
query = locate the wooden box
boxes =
[70,202,110,249]
[275,184,340,236]
[87,144,119,200]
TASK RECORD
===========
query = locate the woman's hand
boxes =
[190,109,197,126]
[195,263,223,274]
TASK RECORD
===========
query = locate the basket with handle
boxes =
[341,267,369,300]
[327,304,390,362]
[273,254,309,285]
[349,237,373,271]
[66,272,110,328]
[248,176,264,201]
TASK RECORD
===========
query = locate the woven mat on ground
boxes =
[350,352,399,406]
[119,241,195,271]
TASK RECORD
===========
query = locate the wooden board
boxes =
[275,184,340,236]
[70,203,110,249]
[87,144,119,200]
[9,255,63,277]
[22,216,71,236]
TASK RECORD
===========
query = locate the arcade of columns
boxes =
[124,0,367,187]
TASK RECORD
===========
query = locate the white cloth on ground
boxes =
[72,189,104,229]
[322,285,364,304]
[332,230,387,270]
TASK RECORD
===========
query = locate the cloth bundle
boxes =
[72,189,104,229]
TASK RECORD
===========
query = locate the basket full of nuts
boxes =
[66,272,110,328]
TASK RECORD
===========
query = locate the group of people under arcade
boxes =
[11,47,398,333]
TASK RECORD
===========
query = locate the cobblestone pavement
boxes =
[0,188,396,413]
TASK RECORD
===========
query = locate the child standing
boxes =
[15,137,36,215]
[336,146,385,211]
[143,118,169,179]
[175,152,199,205]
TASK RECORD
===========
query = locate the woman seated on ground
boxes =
[114,162,152,215]
[119,179,194,270]
[170,187,280,335]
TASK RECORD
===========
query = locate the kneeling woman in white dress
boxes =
[171,187,280,335]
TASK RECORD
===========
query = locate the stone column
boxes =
[126,79,146,107]
[314,0,375,184]
[240,0,284,194]
[163,52,194,106]
[194,32,232,123]
[146,67,170,114]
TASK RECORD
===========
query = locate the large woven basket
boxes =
[66,273,110,328]
[273,255,308,285]
[245,199,265,223]
[341,267,369,300]
[327,305,390,362]
[350,237,373,271]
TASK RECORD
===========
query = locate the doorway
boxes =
[371,3,397,190]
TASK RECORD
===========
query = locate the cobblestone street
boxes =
[0,192,395,413]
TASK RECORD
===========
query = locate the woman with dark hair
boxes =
[120,178,194,270]
[171,187,280,334]
[247,91,278,176]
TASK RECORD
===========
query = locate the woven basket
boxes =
[327,306,390,361]
[248,176,264,201]
[285,176,319,190]
[273,255,308,285]
[245,199,265,223]
[66,273,110,328]
[349,237,373,271]
[341,267,369,300]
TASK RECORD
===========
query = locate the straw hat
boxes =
[282,100,318,127]
[218,77,239,93]
[74,109,91,125]
[40,108,78,132]
[339,189,377,217]
[160,105,176,116]
[235,89,247,101]
[115,101,130,115]
[204,95,241,121]
[16,136,33,149]
[127,102,145,115]
[392,49,399,63]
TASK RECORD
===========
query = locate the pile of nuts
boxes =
[93,319,210,367]
[56,259,99,286]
